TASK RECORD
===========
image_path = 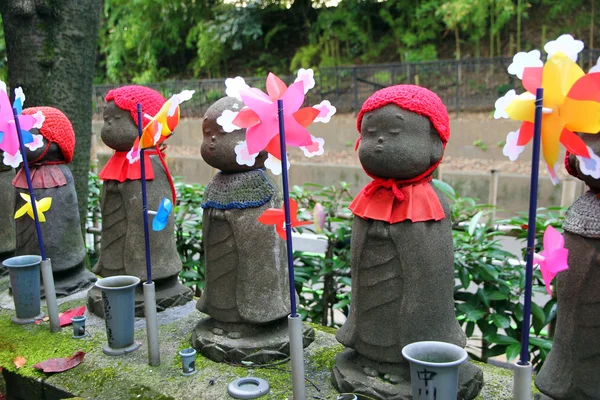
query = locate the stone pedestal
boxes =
[192,317,315,364]
[87,276,192,318]
[332,349,483,400]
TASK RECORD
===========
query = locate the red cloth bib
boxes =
[99,150,158,182]
[349,176,446,223]
[12,165,67,189]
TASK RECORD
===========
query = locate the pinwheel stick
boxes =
[12,106,60,333]
[137,103,161,366]
[277,99,306,400]
[137,104,153,283]
[519,88,543,366]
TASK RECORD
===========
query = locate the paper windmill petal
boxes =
[264,153,290,175]
[25,134,44,151]
[234,141,259,167]
[3,151,22,168]
[559,128,590,158]
[313,203,326,233]
[507,50,543,79]
[13,87,25,115]
[14,193,52,223]
[295,68,316,94]
[299,135,325,158]
[257,199,312,240]
[576,146,600,179]
[503,130,526,161]
[293,107,321,128]
[266,73,288,101]
[152,198,172,231]
[313,100,337,123]
[590,57,600,74]
[544,34,584,63]
[494,90,517,119]
[232,107,260,129]
[225,77,250,100]
[535,226,570,295]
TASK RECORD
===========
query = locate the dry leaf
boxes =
[33,351,85,373]
[13,356,26,369]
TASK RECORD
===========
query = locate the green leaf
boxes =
[529,337,553,350]
[531,302,546,334]
[465,309,487,322]
[468,211,485,236]
[486,333,519,345]
[506,343,521,362]
[465,321,475,338]
[490,313,511,329]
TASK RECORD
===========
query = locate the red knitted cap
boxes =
[22,107,75,163]
[105,85,166,127]
[564,151,579,178]
[357,85,450,147]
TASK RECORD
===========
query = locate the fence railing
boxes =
[92,50,600,119]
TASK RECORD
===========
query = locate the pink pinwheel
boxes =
[533,225,570,295]
[231,73,320,159]
[0,82,44,164]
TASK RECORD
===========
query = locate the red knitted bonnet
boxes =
[564,151,579,178]
[22,106,75,163]
[356,85,450,148]
[105,85,166,127]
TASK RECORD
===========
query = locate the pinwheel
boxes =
[149,198,172,232]
[14,193,52,223]
[2,86,60,332]
[217,69,335,175]
[127,90,195,163]
[495,34,600,184]
[533,226,569,296]
[0,82,45,167]
[258,199,312,240]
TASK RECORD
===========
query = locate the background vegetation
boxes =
[1,0,598,83]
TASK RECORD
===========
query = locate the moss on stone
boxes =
[308,321,338,336]
[309,344,344,371]
[0,310,102,379]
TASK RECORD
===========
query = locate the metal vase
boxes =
[2,255,44,324]
[402,341,468,400]
[72,315,87,339]
[95,275,141,356]
[179,348,198,376]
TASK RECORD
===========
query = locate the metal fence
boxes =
[92,50,600,119]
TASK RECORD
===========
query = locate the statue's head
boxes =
[21,106,75,164]
[201,97,267,172]
[355,85,449,181]
[101,85,166,151]
[566,133,600,192]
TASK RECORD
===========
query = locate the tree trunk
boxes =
[517,0,522,52]
[591,0,595,68]
[0,0,102,237]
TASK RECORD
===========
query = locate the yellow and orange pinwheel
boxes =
[496,35,600,183]
[14,193,52,222]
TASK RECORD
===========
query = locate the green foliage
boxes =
[0,15,6,82]
[291,182,354,326]
[173,178,206,297]
[443,183,561,369]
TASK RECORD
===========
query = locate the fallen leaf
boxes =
[13,356,26,369]
[32,351,85,373]
[33,316,50,325]
[58,306,86,327]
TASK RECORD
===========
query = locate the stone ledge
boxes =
[0,277,535,399]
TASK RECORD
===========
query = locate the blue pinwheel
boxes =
[150,198,172,232]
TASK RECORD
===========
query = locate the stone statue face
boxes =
[24,128,65,163]
[571,132,600,192]
[101,101,139,151]
[201,97,267,172]
[358,104,443,180]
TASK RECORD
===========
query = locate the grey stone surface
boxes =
[335,92,481,397]
[87,275,193,318]
[14,135,95,297]
[535,133,600,400]
[192,317,315,364]
[193,97,307,363]
[92,99,191,312]
[333,349,484,400]
[0,167,16,274]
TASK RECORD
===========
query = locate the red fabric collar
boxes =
[99,148,177,203]
[99,149,157,182]
[349,175,446,223]
[12,165,67,189]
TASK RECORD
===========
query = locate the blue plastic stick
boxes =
[137,103,153,283]
[277,99,298,317]
[519,88,544,365]
[12,107,46,260]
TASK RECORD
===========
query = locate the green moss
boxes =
[0,311,101,378]
[308,322,338,336]
[309,344,344,371]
